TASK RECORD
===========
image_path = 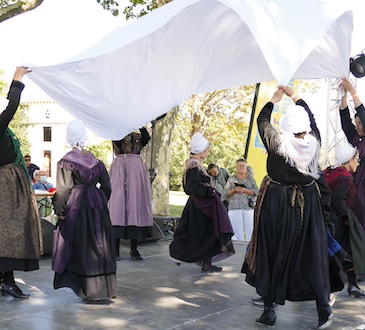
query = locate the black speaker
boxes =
[350,54,365,78]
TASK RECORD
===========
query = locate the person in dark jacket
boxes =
[0,67,42,299]
[339,78,365,230]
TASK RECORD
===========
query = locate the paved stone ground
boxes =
[1,239,365,330]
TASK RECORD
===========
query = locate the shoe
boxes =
[201,264,223,272]
[256,307,276,327]
[251,297,264,306]
[347,284,365,297]
[130,249,144,260]
[317,306,334,330]
[0,283,30,299]
[329,292,339,306]
[358,275,365,282]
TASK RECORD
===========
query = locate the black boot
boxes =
[130,239,144,260]
[256,307,276,327]
[256,298,276,327]
[317,303,334,329]
[115,238,120,261]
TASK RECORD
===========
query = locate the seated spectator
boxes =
[208,163,230,208]
[33,170,54,191]
[24,155,39,181]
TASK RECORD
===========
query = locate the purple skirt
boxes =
[108,154,153,239]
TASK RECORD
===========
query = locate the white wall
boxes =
[26,101,75,181]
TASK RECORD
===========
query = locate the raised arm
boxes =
[0,67,30,134]
[257,87,284,153]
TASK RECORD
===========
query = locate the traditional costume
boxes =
[108,127,153,260]
[53,120,116,300]
[243,99,332,328]
[0,80,42,299]
[169,133,235,272]
[340,103,365,229]
[323,141,365,298]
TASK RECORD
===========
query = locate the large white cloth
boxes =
[25,0,353,140]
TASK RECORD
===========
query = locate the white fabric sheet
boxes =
[25,0,353,140]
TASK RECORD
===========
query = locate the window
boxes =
[43,127,52,142]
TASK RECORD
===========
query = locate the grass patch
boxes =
[169,204,184,217]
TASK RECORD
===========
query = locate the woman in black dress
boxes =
[0,67,42,299]
[323,142,365,299]
[244,86,332,329]
[53,120,116,301]
[169,132,235,272]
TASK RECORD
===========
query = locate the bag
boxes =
[247,195,256,209]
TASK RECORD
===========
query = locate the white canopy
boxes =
[27,0,353,140]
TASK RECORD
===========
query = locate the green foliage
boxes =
[87,140,113,169]
[0,71,31,154]
[97,0,173,20]
[0,70,7,96]
[169,85,256,191]
[9,103,32,154]
[97,0,120,16]
[169,204,183,217]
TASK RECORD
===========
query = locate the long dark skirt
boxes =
[53,186,116,301]
[334,209,365,275]
[0,163,41,272]
[245,181,330,306]
[170,194,234,264]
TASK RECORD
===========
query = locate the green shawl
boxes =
[5,127,29,179]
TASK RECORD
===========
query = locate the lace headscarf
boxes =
[278,105,320,179]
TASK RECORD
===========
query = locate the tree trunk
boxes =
[142,107,178,215]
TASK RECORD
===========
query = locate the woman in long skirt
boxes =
[53,120,116,301]
[244,86,332,329]
[0,67,42,299]
[170,132,235,272]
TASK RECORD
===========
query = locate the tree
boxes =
[0,0,44,23]
[169,85,255,191]
[87,140,112,169]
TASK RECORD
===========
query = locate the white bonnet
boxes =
[280,105,311,134]
[66,120,88,147]
[334,141,357,167]
[190,132,209,154]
